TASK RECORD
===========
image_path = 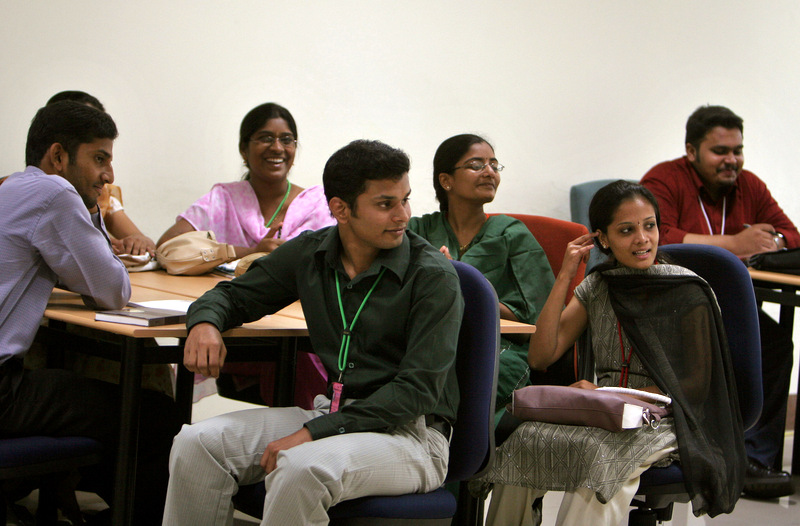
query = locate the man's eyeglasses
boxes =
[250,134,297,147]
[453,160,504,172]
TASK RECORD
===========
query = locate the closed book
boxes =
[95,300,191,327]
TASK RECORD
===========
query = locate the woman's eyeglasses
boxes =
[250,134,297,147]
[453,160,504,172]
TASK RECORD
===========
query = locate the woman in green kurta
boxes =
[408,134,554,419]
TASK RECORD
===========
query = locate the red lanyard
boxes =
[616,320,633,388]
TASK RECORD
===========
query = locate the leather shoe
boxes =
[743,457,795,499]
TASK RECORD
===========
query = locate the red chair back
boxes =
[492,213,588,304]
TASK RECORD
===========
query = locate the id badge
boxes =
[330,381,343,413]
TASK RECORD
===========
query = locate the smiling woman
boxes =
[156,102,336,410]
[482,180,744,525]
[156,102,335,259]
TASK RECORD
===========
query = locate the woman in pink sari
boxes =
[159,103,335,408]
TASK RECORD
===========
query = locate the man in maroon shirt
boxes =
[641,105,796,499]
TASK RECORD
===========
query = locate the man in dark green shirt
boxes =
[163,140,464,526]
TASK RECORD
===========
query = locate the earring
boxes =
[444,185,451,190]
[601,242,608,249]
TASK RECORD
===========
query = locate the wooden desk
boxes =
[44,283,308,526]
[748,268,800,474]
[129,270,537,332]
[129,270,312,322]
[128,270,229,299]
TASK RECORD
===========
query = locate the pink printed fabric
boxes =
[179,181,335,246]
[179,180,335,408]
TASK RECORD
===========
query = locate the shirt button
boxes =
[338,427,346,434]
[348,362,355,369]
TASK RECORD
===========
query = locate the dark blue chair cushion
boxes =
[0,436,103,479]
[638,463,684,487]
[326,488,456,519]
[234,484,456,521]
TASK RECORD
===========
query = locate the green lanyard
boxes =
[331,267,386,411]
[265,181,291,230]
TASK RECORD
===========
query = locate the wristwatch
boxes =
[773,231,786,249]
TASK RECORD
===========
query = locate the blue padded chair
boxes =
[232,259,500,525]
[0,435,104,525]
[569,179,621,233]
[627,244,763,525]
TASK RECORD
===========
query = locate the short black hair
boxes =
[685,105,743,149]
[25,101,118,167]
[432,134,492,212]
[46,90,105,112]
[323,140,410,210]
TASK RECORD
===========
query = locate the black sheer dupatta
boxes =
[603,268,745,517]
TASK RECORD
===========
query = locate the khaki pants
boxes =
[163,395,449,526]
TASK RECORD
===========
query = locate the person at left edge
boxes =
[0,101,180,524]
[163,139,463,526]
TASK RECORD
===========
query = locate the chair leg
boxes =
[454,482,484,526]
[628,507,657,526]
[654,502,674,522]
[36,479,60,526]
[34,470,85,526]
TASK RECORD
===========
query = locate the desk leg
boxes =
[113,338,143,526]
[175,356,195,424]
[775,302,800,476]
[776,303,800,476]
[794,375,800,475]
[274,337,297,407]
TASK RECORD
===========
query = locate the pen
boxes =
[743,223,779,235]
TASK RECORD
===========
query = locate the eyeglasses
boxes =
[250,134,297,147]
[453,160,504,172]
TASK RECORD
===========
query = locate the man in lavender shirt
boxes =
[0,101,178,524]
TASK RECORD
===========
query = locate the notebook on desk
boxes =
[95,300,192,326]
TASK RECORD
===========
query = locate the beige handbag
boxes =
[234,252,269,277]
[156,231,236,275]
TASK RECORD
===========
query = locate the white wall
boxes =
[2,0,799,392]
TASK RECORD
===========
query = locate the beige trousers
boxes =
[163,396,449,526]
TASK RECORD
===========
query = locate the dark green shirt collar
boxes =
[315,224,411,283]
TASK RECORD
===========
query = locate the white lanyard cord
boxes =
[698,195,725,235]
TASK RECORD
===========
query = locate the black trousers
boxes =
[0,359,181,525]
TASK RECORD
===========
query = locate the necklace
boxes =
[452,212,488,255]
[265,181,292,229]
